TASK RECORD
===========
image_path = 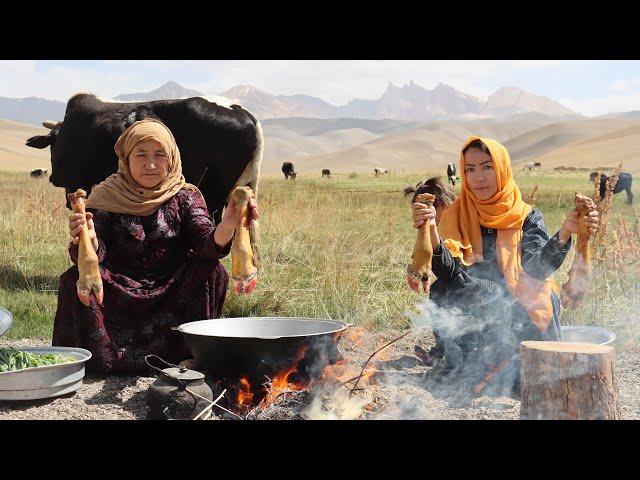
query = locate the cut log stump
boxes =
[520,341,620,420]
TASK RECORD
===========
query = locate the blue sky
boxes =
[2,60,640,116]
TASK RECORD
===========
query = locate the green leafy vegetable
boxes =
[0,347,74,372]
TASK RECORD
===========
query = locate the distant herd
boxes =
[29,156,634,207]
[281,162,390,180]
[278,161,634,205]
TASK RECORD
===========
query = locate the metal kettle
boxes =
[145,355,213,420]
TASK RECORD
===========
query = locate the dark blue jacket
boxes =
[430,208,572,339]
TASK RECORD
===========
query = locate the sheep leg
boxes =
[67,189,103,307]
[561,192,596,309]
[230,186,258,295]
[408,193,436,294]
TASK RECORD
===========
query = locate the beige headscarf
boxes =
[85,118,202,216]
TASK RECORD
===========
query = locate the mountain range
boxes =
[220,82,577,120]
[0,80,578,126]
[113,81,202,101]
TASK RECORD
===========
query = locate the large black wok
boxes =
[174,317,349,379]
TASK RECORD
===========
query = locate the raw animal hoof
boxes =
[233,275,257,295]
[77,285,91,307]
[407,274,422,293]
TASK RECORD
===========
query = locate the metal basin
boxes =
[560,326,616,346]
[0,308,13,337]
[174,317,349,378]
[0,346,92,400]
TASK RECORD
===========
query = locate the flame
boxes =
[260,346,309,408]
[343,327,367,347]
[236,377,254,407]
[225,331,393,415]
[319,360,380,388]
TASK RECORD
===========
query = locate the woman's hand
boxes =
[69,212,98,251]
[215,197,259,248]
[221,197,259,229]
[559,208,599,243]
[412,202,437,229]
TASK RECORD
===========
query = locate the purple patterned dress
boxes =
[53,189,230,374]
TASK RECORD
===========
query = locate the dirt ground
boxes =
[1,330,638,420]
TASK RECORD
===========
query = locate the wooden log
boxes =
[520,341,621,420]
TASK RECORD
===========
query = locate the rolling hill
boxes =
[0,119,50,171]
[282,114,570,174]
[2,113,639,176]
[504,117,640,164]
[529,123,640,172]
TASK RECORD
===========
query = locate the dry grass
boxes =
[0,169,638,350]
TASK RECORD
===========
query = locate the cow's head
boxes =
[26,119,106,209]
[26,121,61,148]
[26,120,64,184]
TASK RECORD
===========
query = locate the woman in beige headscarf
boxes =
[53,118,258,374]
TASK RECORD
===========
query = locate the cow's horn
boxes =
[42,120,60,129]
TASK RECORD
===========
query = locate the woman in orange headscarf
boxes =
[411,137,599,397]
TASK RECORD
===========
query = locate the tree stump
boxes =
[520,341,621,420]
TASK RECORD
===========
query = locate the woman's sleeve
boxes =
[431,239,460,281]
[181,190,232,260]
[521,209,572,280]
[68,208,110,264]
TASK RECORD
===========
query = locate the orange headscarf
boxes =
[438,136,557,332]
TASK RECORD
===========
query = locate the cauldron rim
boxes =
[174,316,349,340]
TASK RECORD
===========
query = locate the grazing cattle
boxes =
[446,163,457,186]
[374,167,390,177]
[25,93,263,225]
[322,169,331,178]
[590,171,634,204]
[523,162,539,171]
[30,168,48,178]
[282,162,296,180]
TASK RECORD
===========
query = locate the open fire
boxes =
[230,346,312,413]
[216,328,395,417]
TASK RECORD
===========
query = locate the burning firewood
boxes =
[229,186,259,295]
[561,192,597,309]
[67,189,103,306]
[407,192,436,293]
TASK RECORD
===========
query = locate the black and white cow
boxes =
[374,167,390,177]
[446,162,457,186]
[30,168,48,178]
[322,169,331,178]
[25,93,263,224]
[523,162,542,172]
[590,171,634,204]
[282,162,296,180]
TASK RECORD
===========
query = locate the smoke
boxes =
[274,292,529,420]
[295,297,524,420]
[303,386,370,420]
[370,296,525,416]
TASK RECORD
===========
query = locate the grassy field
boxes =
[1,169,639,349]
